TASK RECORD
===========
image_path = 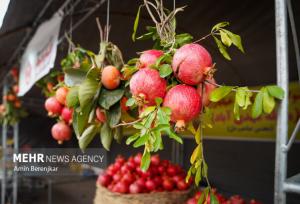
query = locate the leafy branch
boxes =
[194,22,244,60]
[207,79,284,120]
[125,98,183,171]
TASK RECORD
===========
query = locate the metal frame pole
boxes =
[1,79,8,204]
[12,123,19,204]
[274,0,289,203]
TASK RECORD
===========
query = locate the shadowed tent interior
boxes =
[0,0,299,203]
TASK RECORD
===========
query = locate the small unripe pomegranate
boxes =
[10,67,18,78]
[197,78,217,107]
[96,107,106,123]
[172,43,213,85]
[0,104,6,113]
[7,94,16,102]
[163,85,201,131]
[47,82,54,92]
[14,100,21,108]
[61,107,73,124]
[130,68,167,105]
[101,65,121,90]
[13,85,19,94]
[139,49,164,68]
[51,122,72,144]
[120,97,129,111]
[55,87,69,105]
[45,97,63,116]
[57,75,64,82]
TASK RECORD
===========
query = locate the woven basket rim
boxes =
[96,183,193,198]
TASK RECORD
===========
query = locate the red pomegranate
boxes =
[61,107,73,124]
[45,97,63,116]
[197,78,217,107]
[139,50,164,68]
[96,107,106,123]
[51,122,72,144]
[55,87,69,105]
[163,85,201,131]
[172,43,213,85]
[130,68,167,105]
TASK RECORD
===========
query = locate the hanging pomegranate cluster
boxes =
[38,72,73,144]
[0,67,27,125]
[97,153,192,194]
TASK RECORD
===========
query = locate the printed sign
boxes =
[18,12,63,96]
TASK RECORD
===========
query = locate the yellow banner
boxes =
[203,82,300,140]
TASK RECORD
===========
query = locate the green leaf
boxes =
[141,151,151,171]
[76,103,93,135]
[78,77,99,108]
[152,131,162,152]
[133,134,149,148]
[159,64,173,78]
[210,86,234,102]
[72,110,80,138]
[169,131,183,144]
[99,88,124,110]
[213,36,231,60]
[143,112,156,128]
[211,22,229,32]
[100,122,113,151]
[252,90,263,118]
[195,166,202,186]
[127,58,139,65]
[152,124,169,132]
[113,127,123,143]
[190,145,200,164]
[139,106,156,118]
[174,33,193,47]
[220,30,232,47]
[66,86,79,108]
[79,124,98,151]
[126,133,140,145]
[132,5,143,41]
[236,88,246,107]
[263,88,275,114]
[126,98,135,107]
[234,98,240,120]
[186,167,192,183]
[210,192,219,204]
[202,161,208,178]
[157,108,170,124]
[64,68,88,86]
[155,54,172,67]
[198,187,210,204]
[222,29,244,53]
[107,103,121,127]
[267,85,284,100]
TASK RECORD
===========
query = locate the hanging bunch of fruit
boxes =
[37,71,73,144]
[114,0,285,201]
[60,19,125,151]
[0,67,27,126]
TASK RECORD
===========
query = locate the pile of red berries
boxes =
[97,153,192,194]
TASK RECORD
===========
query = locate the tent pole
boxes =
[1,79,8,204]
[12,123,19,204]
[274,0,289,203]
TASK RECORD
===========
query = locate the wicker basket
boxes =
[94,184,193,204]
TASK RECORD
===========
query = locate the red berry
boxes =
[97,174,112,187]
[150,154,160,166]
[162,179,174,191]
[177,180,188,190]
[101,65,121,90]
[145,180,156,191]
[129,182,142,194]
[96,107,106,123]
